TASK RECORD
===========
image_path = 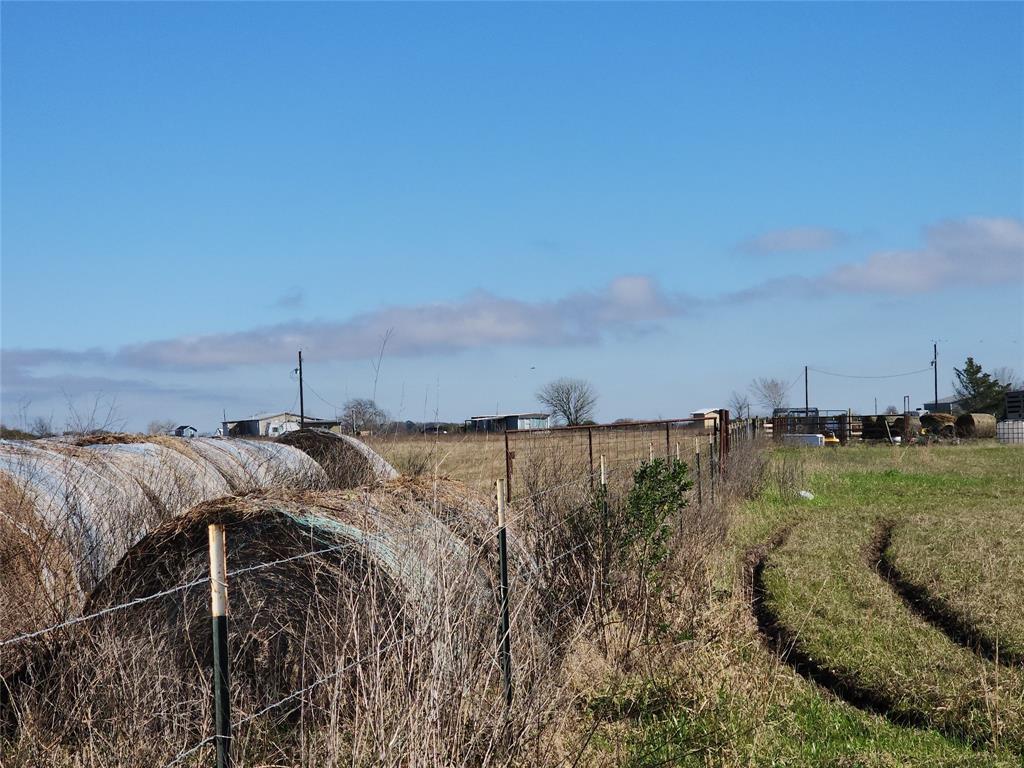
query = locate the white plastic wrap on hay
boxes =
[996,420,1024,445]
[295,504,486,609]
[190,438,328,491]
[86,442,232,514]
[0,441,156,589]
[334,433,400,481]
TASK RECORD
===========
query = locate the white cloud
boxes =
[822,217,1024,294]
[6,276,692,374]
[738,227,847,254]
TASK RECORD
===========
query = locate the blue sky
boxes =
[2,2,1022,430]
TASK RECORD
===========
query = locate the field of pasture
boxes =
[594,442,1024,766]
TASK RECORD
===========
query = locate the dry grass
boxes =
[366,432,508,492]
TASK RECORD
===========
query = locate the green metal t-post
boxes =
[209,524,231,768]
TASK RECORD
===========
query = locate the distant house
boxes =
[921,395,964,414]
[222,411,339,438]
[173,425,198,438]
[690,408,721,429]
[464,412,551,432]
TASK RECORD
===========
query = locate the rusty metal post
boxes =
[694,438,703,507]
[495,480,513,708]
[665,422,671,459]
[718,409,730,469]
[504,431,513,502]
[587,427,594,489]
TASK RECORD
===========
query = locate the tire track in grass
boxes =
[745,528,943,734]
[747,527,1014,753]
[872,520,1023,669]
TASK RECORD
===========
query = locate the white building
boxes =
[222,412,338,437]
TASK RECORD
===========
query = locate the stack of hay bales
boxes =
[0,433,394,651]
[7,479,541,747]
[920,413,956,438]
[954,413,997,439]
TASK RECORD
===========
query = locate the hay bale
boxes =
[278,429,398,488]
[23,479,524,728]
[892,414,921,438]
[0,436,330,646]
[0,441,159,597]
[920,412,955,434]
[955,412,997,439]
[192,437,328,490]
[70,433,149,446]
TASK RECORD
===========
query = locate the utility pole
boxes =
[297,350,305,428]
[804,365,809,413]
[932,342,938,409]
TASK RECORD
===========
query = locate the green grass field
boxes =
[590,443,1024,766]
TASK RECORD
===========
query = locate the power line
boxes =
[808,366,932,380]
[305,380,345,412]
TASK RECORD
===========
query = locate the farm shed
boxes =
[222,411,340,437]
[464,412,551,432]
[921,395,964,415]
[690,409,721,429]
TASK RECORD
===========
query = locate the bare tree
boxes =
[884,405,899,415]
[992,366,1023,390]
[728,391,751,419]
[147,419,177,435]
[536,378,598,426]
[748,378,788,413]
[342,398,389,435]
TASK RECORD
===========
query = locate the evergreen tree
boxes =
[953,357,1009,415]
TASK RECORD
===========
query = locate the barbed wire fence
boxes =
[0,410,756,767]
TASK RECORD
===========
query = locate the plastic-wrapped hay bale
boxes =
[0,440,161,640]
[277,429,398,489]
[190,437,328,491]
[955,412,997,439]
[83,442,232,514]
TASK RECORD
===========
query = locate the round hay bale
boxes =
[0,441,160,599]
[7,478,528,743]
[278,429,398,488]
[920,412,955,434]
[0,472,81,656]
[70,433,149,446]
[892,414,921,438]
[955,412,997,439]
[194,437,328,490]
